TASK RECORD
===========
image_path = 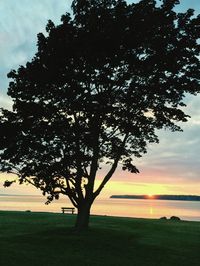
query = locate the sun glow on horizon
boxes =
[147,194,155,199]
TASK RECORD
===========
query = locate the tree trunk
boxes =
[75,200,92,232]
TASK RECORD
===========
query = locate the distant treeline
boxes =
[110,195,200,201]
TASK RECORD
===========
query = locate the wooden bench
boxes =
[61,207,75,214]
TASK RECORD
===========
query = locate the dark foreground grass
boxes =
[0,211,200,266]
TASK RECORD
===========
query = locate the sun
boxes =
[147,194,154,199]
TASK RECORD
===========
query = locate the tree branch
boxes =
[65,177,78,208]
[93,133,129,198]
[86,118,101,198]
[73,113,84,202]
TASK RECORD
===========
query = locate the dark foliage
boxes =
[1,0,200,230]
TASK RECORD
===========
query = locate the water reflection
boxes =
[149,207,153,215]
[0,195,200,221]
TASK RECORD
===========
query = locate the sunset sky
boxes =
[0,0,200,199]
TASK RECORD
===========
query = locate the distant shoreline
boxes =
[110,195,200,201]
[0,193,40,197]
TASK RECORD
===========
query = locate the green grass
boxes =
[0,211,200,266]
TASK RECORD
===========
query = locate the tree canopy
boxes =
[1,0,200,230]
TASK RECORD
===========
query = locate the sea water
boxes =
[0,194,200,221]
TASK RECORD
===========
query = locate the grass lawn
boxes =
[0,211,200,266]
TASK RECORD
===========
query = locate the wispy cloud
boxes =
[0,0,72,97]
[0,93,12,110]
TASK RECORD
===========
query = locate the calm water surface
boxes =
[0,195,200,221]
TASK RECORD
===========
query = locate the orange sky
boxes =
[1,161,200,200]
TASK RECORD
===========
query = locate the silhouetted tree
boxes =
[0,0,200,231]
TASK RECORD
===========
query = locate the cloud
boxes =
[133,120,200,182]
[109,92,200,188]
[0,93,13,110]
[0,0,72,102]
